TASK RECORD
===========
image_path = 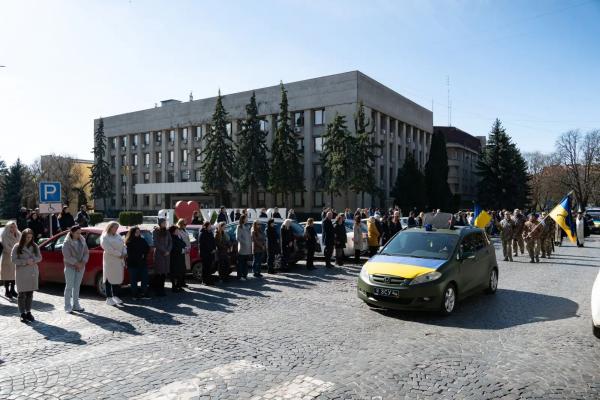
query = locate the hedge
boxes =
[118,211,143,226]
[89,212,104,226]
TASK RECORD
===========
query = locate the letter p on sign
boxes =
[39,182,62,203]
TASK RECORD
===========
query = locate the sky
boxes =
[1,0,599,166]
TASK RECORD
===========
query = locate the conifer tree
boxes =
[425,131,453,211]
[321,113,354,206]
[391,153,426,212]
[90,118,113,212]
[0,159,26,218]
[349,102,379,206]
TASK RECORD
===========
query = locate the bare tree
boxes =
[555,129,600,209]
[39,154,86,207]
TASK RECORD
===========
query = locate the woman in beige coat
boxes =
[1,221,21,299]
[100,222,126,306]
[11,229,41,323]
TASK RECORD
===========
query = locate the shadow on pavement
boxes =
[75,310,140,334]
[0,297,55,315]
[377,288,579,330]
[27,320,87,344]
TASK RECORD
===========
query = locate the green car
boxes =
[357,226,499,314]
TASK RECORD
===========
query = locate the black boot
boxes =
[10,282,17,297]
[26,312,35,322]
[20,313,29,323]
[4,284,12,299]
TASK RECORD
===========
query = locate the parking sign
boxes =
[39,182,62,203]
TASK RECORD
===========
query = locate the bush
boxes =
[119,211,143,226]
[89,212,104,226]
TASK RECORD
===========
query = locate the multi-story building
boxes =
[434,126,486,207]
[96,71,433,213]
[39,155,94,213]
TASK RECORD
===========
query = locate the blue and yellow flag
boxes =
[473,205,492,228]
[549,193,577,243]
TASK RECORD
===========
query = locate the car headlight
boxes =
[409,271,442,285]
[359,265,370,282]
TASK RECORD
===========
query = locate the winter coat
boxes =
[11,244,41,292]
[100,233,126,284]
[407,217,417,228]
[252,227,266,254]
[170,234,187,276]
[62,234,89,270]
[522,221,541,241]
[266,225,280,255]
[178,228,192,270]
[353,223,363,248]
[0,227,21,280]
[367,220,380,247]
[199,227,216,257]
[215,231,229,262]
[58,212,75,231]
[389,220,402,237]
[126,236,149,269]
[217,211,228,223]
[281,226,294,254]
[333,222,347,249]
[321,218,335,247]
[499,219,515,241]
[152,228,172,275]
[28,218,45,239]
[304,226,318,252]
[75,211,90,227]
[576,218,585,245]
[236,224,252,256]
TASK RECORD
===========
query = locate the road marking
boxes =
[132,359,266,400]
[252,375,335,400]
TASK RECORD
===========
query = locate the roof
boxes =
[434,126,482,152]
[404,227,483,236]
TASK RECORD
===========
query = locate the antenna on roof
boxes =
[189,91,193,102]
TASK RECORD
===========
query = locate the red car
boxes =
[38,227,155,296]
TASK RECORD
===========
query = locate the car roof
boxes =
[402,226,484,236]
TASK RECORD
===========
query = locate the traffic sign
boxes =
[39,182,61,203]
[39,203,62,214]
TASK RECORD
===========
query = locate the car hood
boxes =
[364,255,447,279]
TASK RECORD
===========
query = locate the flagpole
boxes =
[526,191,574,238]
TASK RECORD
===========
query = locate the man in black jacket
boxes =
[321,211,335,268]
[388,212,403,238]
[199,221,217,284]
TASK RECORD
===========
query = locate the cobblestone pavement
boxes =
[1,236,599,399]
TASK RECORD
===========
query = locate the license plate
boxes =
[373,287,400,297]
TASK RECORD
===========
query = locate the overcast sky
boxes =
[1,0,599,166]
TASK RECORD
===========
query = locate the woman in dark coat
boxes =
[152,218,172,296]
[280,219,294,271]
[27,212,45,241]
[215,222,230,282]
[199,221,217,284]
[58,206,75,231]
[125,227,150,299]
[266,219,280,274]
[169,226,187,293]
[333,215,347,266]
[304,218,318,270]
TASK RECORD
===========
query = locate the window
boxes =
[143,132,150,145]
[155,194,162,205]
[294,192,304,207]
[121,155,126,166]
[155,171,162,182]
[276,193,284,205]
[121,195,126,206]
[181,170,190,182]
[131,173,138,185]
[155,131,162,144]
[259,119,269,132]
[85,233,101,249]
[110,138,116,149]
[132,154,138,166]
[241,192,248,207]
[195,148,202,161]
[155,152,162,165]
[120,136,127,148]
[313,191,325,207]
[121,174,126,185]
[313,137,323,152]
[168,130,175,143]
[168,150,174,164]
[294,111,304,127]
[226,122,232,137]
[257,192,265,206]
[181,128,188,142]
[144,153,150,166]
[314,109,324,126]
[132,195,138,207]
[110,156,116,167]
[297,138,304,151]
[195,126,203,140]
[143,173,150,183]
[181,149,188,163]
[143,195,150,207]
[167,171,175,182]
[390,119,396,134]
[194,170,202,181]
[132,135,139,147]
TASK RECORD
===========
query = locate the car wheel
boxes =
[594,324,600,339]
[440,283,457,315]
[95,273,107,297]
[485,268,499,294]
[192,262,203,281]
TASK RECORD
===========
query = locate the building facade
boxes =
[96,71,433,213]
[434,126,486,207]
[39,155,94,213]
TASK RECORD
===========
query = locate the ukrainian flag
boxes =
[549,193,577,243]
[473,205,492,228]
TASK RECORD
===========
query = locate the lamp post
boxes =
[121,165,134,211]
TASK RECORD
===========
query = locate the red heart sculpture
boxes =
[175,201,199,224]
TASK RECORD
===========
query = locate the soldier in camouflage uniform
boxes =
[523,213,542,263]
[499,211,515,261]
[545,216,556,257]
[512,209,526,257]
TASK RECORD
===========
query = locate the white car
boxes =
[301,220,368,258]
[592,270,600,338]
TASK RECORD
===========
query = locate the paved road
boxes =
[0,236,599,399]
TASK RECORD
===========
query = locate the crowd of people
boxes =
[15,205,91,240]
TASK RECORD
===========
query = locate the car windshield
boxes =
[588,212,600,220]
[380,232,458,260]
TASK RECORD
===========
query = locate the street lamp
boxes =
[121,165,134,211]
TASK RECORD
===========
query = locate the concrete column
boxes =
[149,131,156,209]
[383,115,390,205]
[115,136,122,209]
[125,134,132,210]
[161,129,168,207]
[374,111,381,188]
[136,133,143,210]
[303,109,313,211]
[174,128,181,182]
[400,122,407,166]
[188,125,194,183]
[392,119,399,185]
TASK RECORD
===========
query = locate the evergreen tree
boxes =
[321,113,354,206]
[90,118,114,212]
[391,153,426,212]
[235,92,269,206]
[0,159,26,218]
[476,119,529,209]
[268,82,303,205]
[349,102,378,206]
[201,90,235,205]
[425,131,453,211]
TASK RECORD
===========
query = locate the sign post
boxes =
[39,182,62,238]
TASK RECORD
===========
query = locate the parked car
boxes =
[300,220,368,258]
[38,226,155,296]
[585,208,600,234]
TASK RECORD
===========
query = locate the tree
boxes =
[235,92,269,206]
[391,153,426,211]
[555,129,600,210]
[90,118,114,212]
[201,90,235,206]
[349,102,378,206]
[425,131,453,211]
[523,151,566,210]
[475,119,529,210]
[268,82,303,205]
[0,159,26,218]
[321,113,354,206]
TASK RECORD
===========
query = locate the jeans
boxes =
[105,282,119,298]
[202,254,214,283]
[324,245,333,266]
[64,266,85,310]
[237,254,249,278]
[335,247,344,266]
[267,251,277,272]
[128,266,148,296]
[18,291,33,314]
[252,252,264,274]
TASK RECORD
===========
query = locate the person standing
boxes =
[251,220,265,278]
[352,216,363,264]
[16,208,29,232]
[236,214,251,279]
[62,226,89,312]
[389,212,403,237]
[176,219,191,286]
[100,222,126,306]
[380,215,391,245]
[304,218,318,270]
[214,222,230,282]
[523,214,542,263]
[199,221,217,284]
[152,218,172,296]
[499,211,515,262]
[287,209,297,221]
[11,229,41,323]
[217,206,228,223]
[191,210,203,225]
[58,206,75,231]
[272,207,282,219]
[407,211,417,228]
[75,205,90,227]
[512,209,526,257]
[266,219,280,274]
[280,219,295,271]
[333,215,347,266]
[1,221,21,299]
[321,211,335,268]
[125,227,150,299]
[367,216,380,257]
[27,212,44,242]
[168,226,187,293]
[576,213,585,247]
